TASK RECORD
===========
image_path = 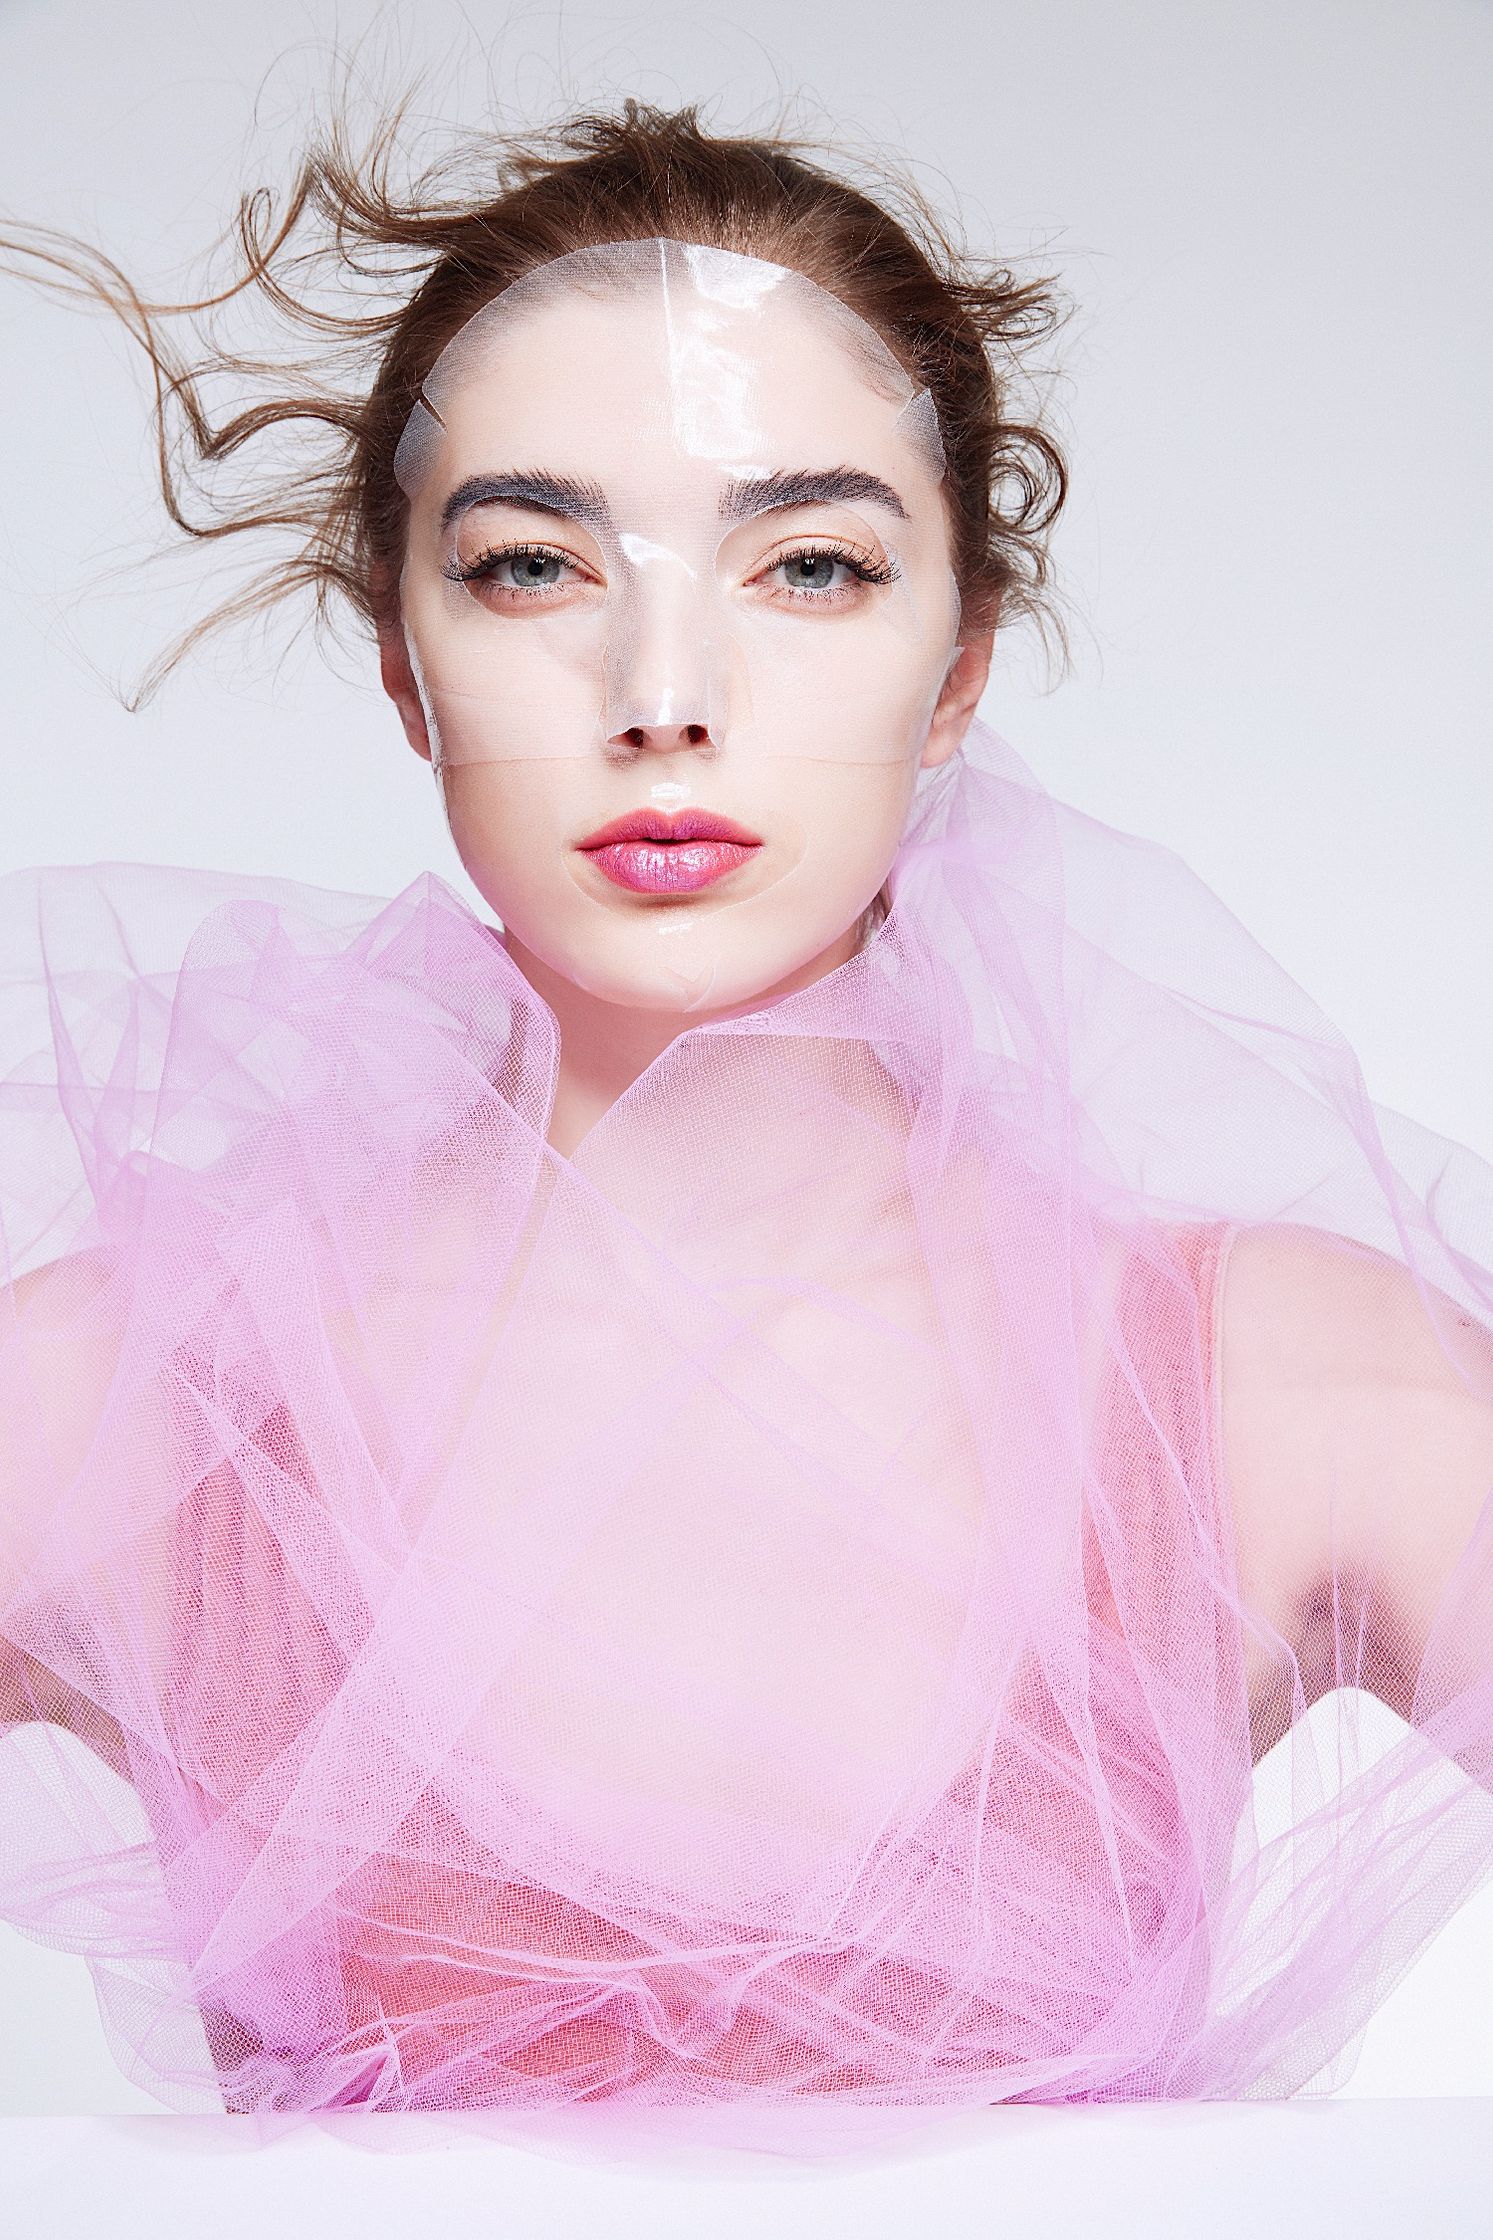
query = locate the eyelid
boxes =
[449,501,607,560]
[734,495,903,536]
[724,504,897,565]
[444,538,605,588]
[751,533,891,571]
[744,537,900,591]
[442,530,899,596]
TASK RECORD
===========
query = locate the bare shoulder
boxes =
[1219,1220,1493,1390]
[0,1249,134,1723]
[1217,1221,1493,1728]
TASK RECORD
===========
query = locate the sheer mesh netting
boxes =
[0,716,1490,2161]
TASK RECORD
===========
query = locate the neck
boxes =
[503,912,875,1157]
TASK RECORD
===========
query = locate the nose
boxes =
[608,717,715,755]
[602,542,722,754]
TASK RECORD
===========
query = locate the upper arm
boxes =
[1218,1221,1493,1730]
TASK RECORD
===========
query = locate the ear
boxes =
[921,628,994,770]
[376,611,433,764]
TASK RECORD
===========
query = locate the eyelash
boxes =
[442,541,590,593]
[442,538,899,601]
[766,541,900,600]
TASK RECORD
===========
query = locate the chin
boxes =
[567,947,777,1018]
[555,909,840,1014]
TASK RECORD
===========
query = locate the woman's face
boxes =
[381,251,991,1018]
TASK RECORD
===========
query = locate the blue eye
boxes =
[494,551,568,589]
[778,552,849,593]
[444,537,900,605]
[444,542,586,594]
[761,542,899,602]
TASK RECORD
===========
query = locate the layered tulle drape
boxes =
[0,717,1489,2160]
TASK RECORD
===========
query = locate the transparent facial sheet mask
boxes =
[393,239,964,769]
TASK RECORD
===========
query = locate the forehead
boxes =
[410,273,943,497]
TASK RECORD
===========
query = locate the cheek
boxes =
[405,568,953,773]
[401,568,605,772]
[433,767,574,913]
[729,606,957,770]
[774,763,918,896]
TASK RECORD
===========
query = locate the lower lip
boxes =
[580,839,761,894]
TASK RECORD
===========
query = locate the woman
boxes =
[0,99,1489,2159]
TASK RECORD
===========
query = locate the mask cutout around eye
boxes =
[393,238,964,772]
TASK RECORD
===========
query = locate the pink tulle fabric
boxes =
[0,715,1490,2163]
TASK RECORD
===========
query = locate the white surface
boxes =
[4,2101,1493,2240]
[0,0,1490,2173]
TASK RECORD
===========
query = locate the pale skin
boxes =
[382,267,984,1155]
[1,270,1490,1823]
[1220,1222,1493,1752]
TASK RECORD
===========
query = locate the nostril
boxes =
[611,722,714,753]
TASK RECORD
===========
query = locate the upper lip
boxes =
[576,808,763,849]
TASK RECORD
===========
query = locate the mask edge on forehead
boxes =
[392,235,948,498]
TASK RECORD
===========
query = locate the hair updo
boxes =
[1,94,1071,705]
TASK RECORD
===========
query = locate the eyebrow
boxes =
[717,467,909,523]
[438,464,910,534]
[439,471,612,534]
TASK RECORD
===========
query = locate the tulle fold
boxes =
[0,717,1489,2160]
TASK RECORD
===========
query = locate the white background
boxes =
[0,0,1490,2228]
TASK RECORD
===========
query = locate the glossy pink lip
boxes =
[576,808,763,896]
[577,808,763,849]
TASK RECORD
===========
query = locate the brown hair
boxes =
[0,94,1071,707]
